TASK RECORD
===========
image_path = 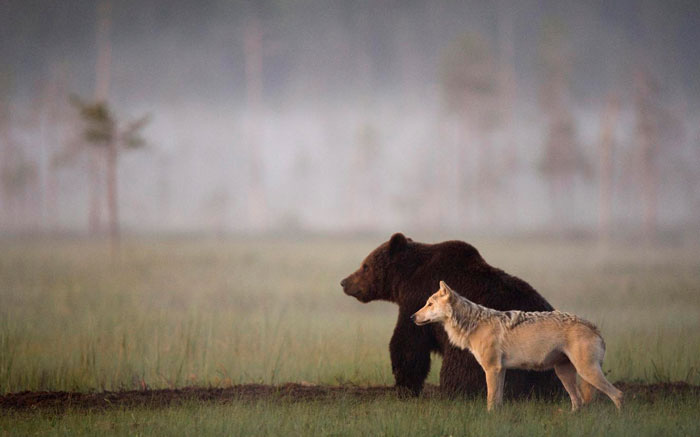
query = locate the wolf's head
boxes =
[411,281,454,326]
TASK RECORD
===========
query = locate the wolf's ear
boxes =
[439,281,452,295]
[388,233,408,255]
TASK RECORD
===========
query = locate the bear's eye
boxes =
[362,264,368,272]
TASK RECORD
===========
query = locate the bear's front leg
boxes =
[439,346,486,397]
[389,313,432,397]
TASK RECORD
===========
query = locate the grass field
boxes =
[4,393,700,436]
[1,235,699,435]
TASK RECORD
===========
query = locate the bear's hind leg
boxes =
[505,368,562,399]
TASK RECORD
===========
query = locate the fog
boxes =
[2,0,699,237]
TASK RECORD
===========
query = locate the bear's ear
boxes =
[388,232,408,255]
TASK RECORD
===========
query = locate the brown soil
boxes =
[1,382,697,412]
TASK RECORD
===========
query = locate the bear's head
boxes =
[340,232,411,303]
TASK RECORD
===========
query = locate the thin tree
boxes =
[497,0,520,226]
[0,115,37,232]
[89,0,113,234]
[633,69,660,240]
[537,18,589,230]
[33,65,72,231]
[440,32,501,227]
[497,0,518,165]
[243,5,266,231]
[0,153,37,231]
[71,96,148,249]
[597,93,620,241]
[350,122,381,230]
[0,91,11,229]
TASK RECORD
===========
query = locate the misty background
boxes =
[2,0,699,238]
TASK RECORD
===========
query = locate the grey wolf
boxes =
[412,281,623,411]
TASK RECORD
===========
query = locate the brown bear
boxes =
[340,233,561,397]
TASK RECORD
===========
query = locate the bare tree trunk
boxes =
[476,132,495,228]
[458,115,473,228]
[244,15,266,231]
[106,141,119,252]
[46,160,59,231]
[89,148,103,234]
[497,0,516,152]
[35,70,66,232]
[640,153,658,239]
[31,83,48,231]
[90,0,112,236]
[640,145,658,239]
[692,127,700,228]
[497,0,518,227]
[634,70,658,241]
[396,15,418,107]
[42,74,60,232]
[157,154,171,227]
[543,71,577,231]
[598,93,619,241]
[95,1,112,102]
[0,102,10,231]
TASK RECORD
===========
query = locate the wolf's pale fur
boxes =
[412,281,623,411]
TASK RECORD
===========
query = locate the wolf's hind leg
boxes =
[554,361,582,411]
[571,360,623,410]
[568,337,623,410]
[579,377,596,404]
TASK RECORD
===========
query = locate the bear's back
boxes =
[410,239,553,312]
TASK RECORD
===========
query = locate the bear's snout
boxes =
[341,275,368,301]
[340,276,357,296]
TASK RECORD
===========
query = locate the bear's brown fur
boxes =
[341,233,561,397]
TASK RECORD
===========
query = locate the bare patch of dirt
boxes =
[1,383,697,412]
[615,381,700,402]
[0,384,416,412]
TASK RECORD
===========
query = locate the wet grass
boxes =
[2,393,700,437]
[2,236,699,392]
[1,236,699,435]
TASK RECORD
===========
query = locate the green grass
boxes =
[1,237,699,392]
[3,395,700,436]
[0,238,400,392]
[1,236,699,435]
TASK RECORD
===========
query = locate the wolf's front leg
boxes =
[484,368,506,411]
[390,313,433,396]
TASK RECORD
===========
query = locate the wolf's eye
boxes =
[427,302,433,307]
